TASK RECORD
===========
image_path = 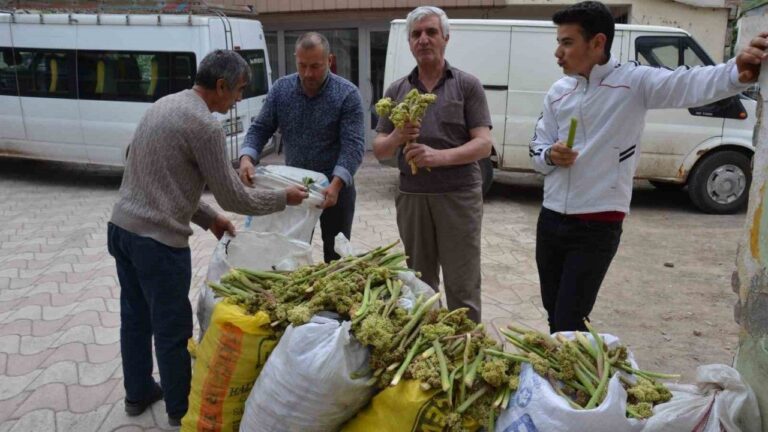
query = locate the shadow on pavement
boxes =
[0,158,123,189]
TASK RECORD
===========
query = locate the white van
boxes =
[0,11,271,166]
[384,19,756,214]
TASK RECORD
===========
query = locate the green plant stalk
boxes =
[394,293,441,348]
[438,307,470,324]
[236,267,290,281]
[483,349,530,364]
[493,387,506,408]
[446,365,463,408]
[457,385,489,414]
[585,355,611,409]
[585,321,606,380]
[383,280,402,317]
[566,117,578,148]
[463,350,485,387]
[574,363,597,395]
[501,387,512,410]
[500,329,549,359]
[433,340,451,392]
[575,332,598,360]
[391,336,424,386]
[353,275,373,319]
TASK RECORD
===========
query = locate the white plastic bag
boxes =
[245,165,327,243]
[496,333,644,432]
[196,232,312,335]
[642,364,761,432]
[239,314,373,432]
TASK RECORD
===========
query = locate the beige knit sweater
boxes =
[111,89,286,248]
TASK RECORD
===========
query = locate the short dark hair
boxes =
[194,49,251,90]
[552,1,615,58]
[295,32,330,57]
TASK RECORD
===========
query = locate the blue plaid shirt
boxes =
[241,73,365,186]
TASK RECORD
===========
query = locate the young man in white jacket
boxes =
[530,0,768,333]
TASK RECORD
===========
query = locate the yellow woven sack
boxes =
[181,302,276,432]
[341,380,479,432]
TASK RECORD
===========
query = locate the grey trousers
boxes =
[395,187,483,322]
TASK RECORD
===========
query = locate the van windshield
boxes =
[238,49,269,99]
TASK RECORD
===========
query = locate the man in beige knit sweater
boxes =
[107,50,308,426]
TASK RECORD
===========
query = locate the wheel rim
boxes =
[705,164,746,205]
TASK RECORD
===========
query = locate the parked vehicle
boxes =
[0,11,271,166]
[384,19,756,214]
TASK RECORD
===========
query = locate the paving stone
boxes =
[31,316,69,337]
[61,311,102,331]
[0,336,20,355]
[41,303,77,321]
[66,379,119,413]
[0,393,28,423]
[11,383,67,418]
[8,409,54,432]
[93,326,120,345]
[52,326,95,348]
[5,349,52,376]
[0,370,41,400]
[78,357,121,386]
[99,311,121,328]
[55,405,111,432]
[0,306,42,324]
[41,343,88,368]
[86,342,120,364]
[27,361,78,391]
[0,321,31,338]
[98,400,157,431]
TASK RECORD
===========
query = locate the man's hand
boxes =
[404,143,445,168]
[549,142,578,167]
[286,185,309,206]
[210,213,236,240]
[393,121,421,145]
[320,177,344,209]
[238,156,256,187]
[736,31,768,83]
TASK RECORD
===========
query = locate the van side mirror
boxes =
[688,95,747,120]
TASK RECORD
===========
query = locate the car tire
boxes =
[479,157,494,196]
[649,180,683,190]
[688,150,751,214]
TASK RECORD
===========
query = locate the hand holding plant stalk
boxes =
[376,89,437,174]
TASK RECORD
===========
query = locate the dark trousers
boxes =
[107,223,192,418]
[319,185,356,263]
[535,207,622,333]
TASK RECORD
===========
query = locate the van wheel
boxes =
[688,151,750,214]
[649,180,683,190]
[479,157,494,196]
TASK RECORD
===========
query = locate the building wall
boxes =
[235,0,730,60]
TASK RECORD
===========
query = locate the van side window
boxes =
[0,48,18,95]
[238,50,269,98]
[15,49,75,98]
[635,36,713,69]
[77,51,196,102]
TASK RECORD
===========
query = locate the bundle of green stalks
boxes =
[485,322,678,419]
[208,240,410,332]
[209,241,517,431]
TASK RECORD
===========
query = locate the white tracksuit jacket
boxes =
[530,57,748,214]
